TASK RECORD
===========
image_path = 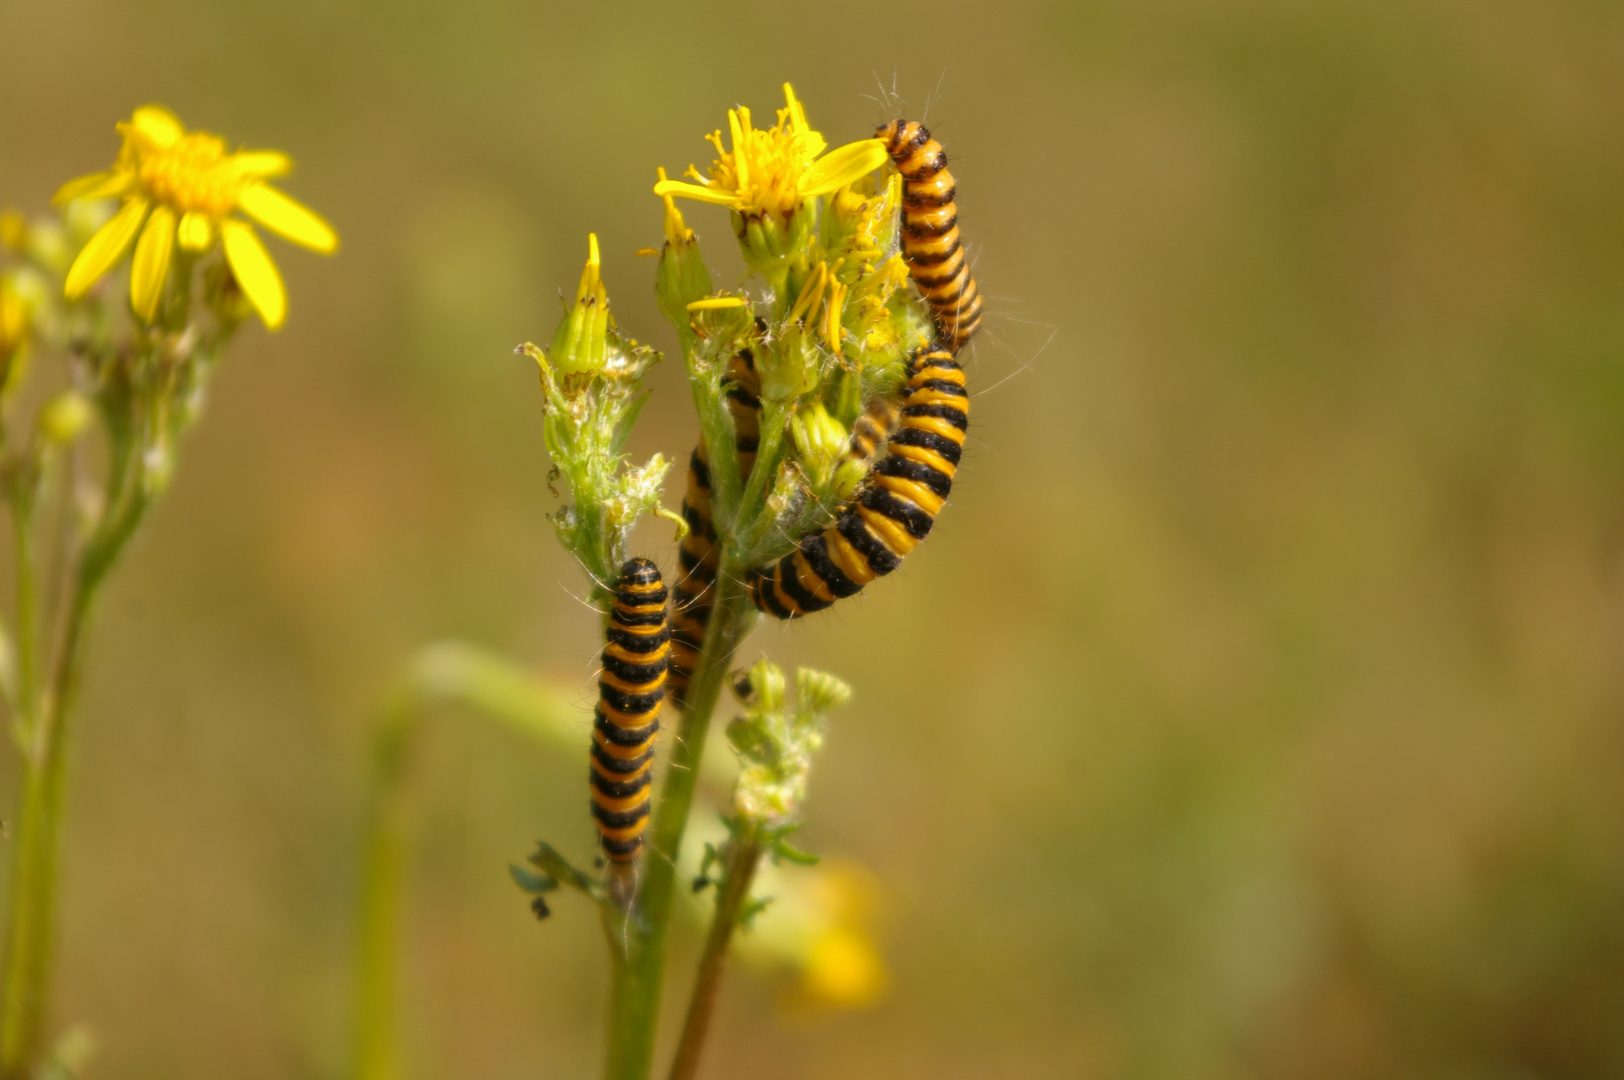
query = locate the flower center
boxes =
[701,106,825,220]
[137,133,247,218]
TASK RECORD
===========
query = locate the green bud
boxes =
[728,661,851,829]
[790,401,847,493]
[796,668,852,718]
[654,173,714,332]
[746,658,786,713]
[38,390,92,444]
[735,200,816,280]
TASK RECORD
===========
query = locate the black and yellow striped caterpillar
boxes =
[876,119,982,354]
[669,350,761,706]
[750,346,968,618]
[590,557,669,863]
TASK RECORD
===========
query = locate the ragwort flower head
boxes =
[653,84,887,223]
[54,106,337,329]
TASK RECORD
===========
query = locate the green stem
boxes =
[730,402,788,547]
[665,827,762,1080]
[0,451,148,1079]
[600,571,755,1080]
[352,695,416,1080]
[12,491,37,717]
[0,568,98,1078]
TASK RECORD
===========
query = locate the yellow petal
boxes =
[782,83,809,134]
[236,184,337,253]
[63,198,149,300]
[130,105,184,148]
[52,170,133,205]
[129,205,176,322]
[177,211,214,251]
[652,178,740,207]
[800,140,889,198]
[233,151,294,180]
[221,220,286,329]
[797,130,828,161]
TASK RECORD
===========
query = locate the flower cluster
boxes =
[0,107,337,1080]
[724,660,852,828]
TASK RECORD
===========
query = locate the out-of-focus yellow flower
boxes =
[653,84,887,220]
[802,924,886,1008]
[795,859,886,1007]
[0,276,28,367]
[54,106,337,329]
[0,274,32,399]
[0,209,28,252]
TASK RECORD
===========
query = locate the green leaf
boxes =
[509,863,558,894]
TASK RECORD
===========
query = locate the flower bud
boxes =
[796,668,852,717]
[653,171,714,332]
[727,661,849,828]
[550,234,610,376]
[789,402,848,493]
[520,235,667,593]
[0,276,31,398]
[39,390,92,445]
[735,200,816,279]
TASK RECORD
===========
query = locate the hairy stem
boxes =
[666,827,762,1080]
[600,571,755,1080]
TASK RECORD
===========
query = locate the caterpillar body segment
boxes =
[669,446,718,706]
[668,349,763,706]
[844,394,902,465]
[591,558,670,863]
[726,348,762,479]
[751,348,968,619]
[876,119,982,353]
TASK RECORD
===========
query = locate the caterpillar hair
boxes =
[876,119,982,353]
[668,349,762,705]
[590,558,669,863]
[751,346,968,618]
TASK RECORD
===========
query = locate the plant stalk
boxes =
[599,570,754,1080]
[352,697,416,1080]
[0,566,104,1077]
[665,826,762,1080]
[0,437,148,1079]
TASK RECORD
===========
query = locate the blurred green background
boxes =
[4,0,1624,1077]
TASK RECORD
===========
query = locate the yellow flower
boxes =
[54,106,337,329]
[653,84,887,220]
[0,275,32,396]
[0,277,27,356]
[802,924,887,1008]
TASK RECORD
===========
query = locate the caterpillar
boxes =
[876,119,982,353]
[751,346,968,619]
[668,350,762,705]
[590,557,669,863]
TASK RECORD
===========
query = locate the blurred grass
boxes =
[3,0,1624,1077]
